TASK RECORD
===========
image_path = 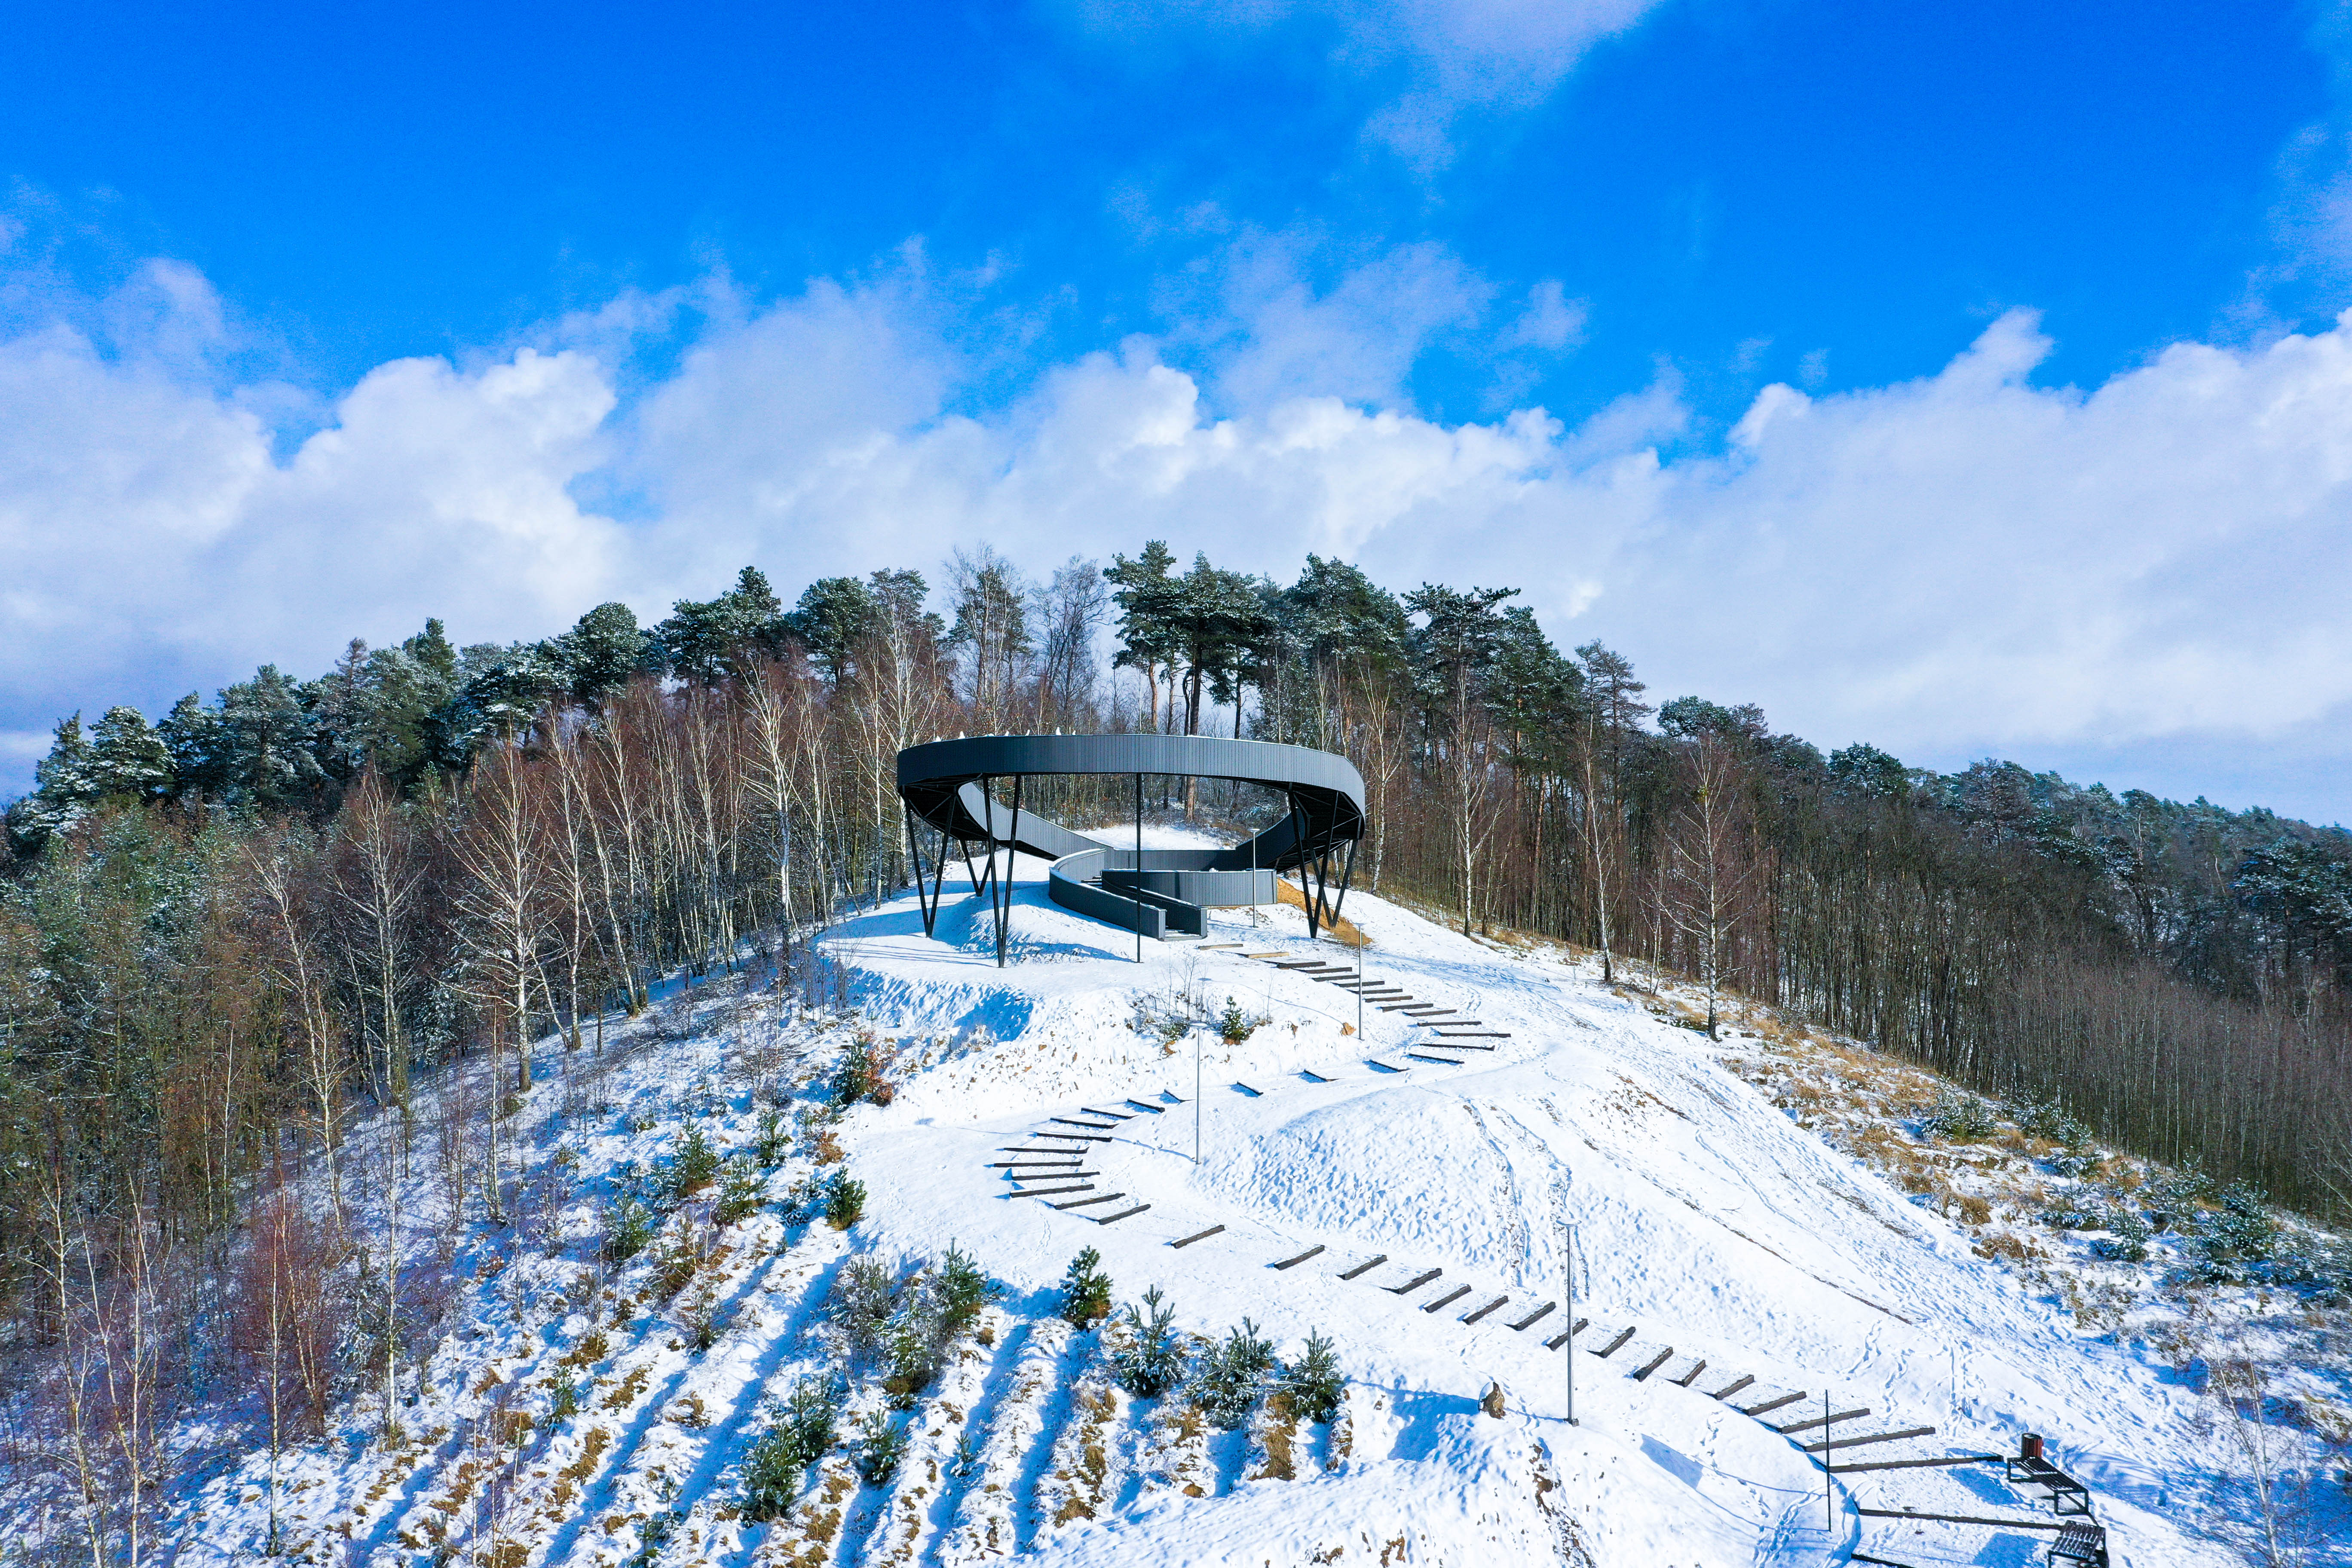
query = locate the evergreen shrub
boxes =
[824,1171,867,1230]
[854,1409,909,1485]
[603,1197,655,1264]
[665,1124,720,1198]
[1111,1287,1186,1397]
[1921,1091,1999,1142]
[740,1375,844,1519]
[1057,1246,1113,1329]
[714,1158,767,1226]
[1280,1331,1344,1424]
[1192,1318,1277,1429]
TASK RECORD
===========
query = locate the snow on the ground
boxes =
[160,839,2303,1567]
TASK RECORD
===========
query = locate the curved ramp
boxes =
[895,733,1367,959]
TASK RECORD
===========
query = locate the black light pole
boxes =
[1134,773,1143,963]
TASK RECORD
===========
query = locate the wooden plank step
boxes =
[1170,1225,1225,1249]
[1776,1406,1871,1436]
[1271,960,1329,969]
[1300,1070,1332,1083]
[1032,1131,1113,1143]
[1009,1170,1099,1182]
[1460,1296,1510,1325]
[1232,1081,1263,1096]
[1855,1507,2062,1529]
[1015,1185,1093,1200]
[1272,1245,1325,1271]
[989,1158,1081,1167]
[1121,1099,1166,1115]
[1053,1192,1126,1210]
[1543,1317,1589,1351]
[1707,1374,1755,1402]
[1421,1285,1472,1314]
[1388,1268,1444,1295]
[1629,1346,1675,1381]
[1050,1116,1118,1130]
[1831,1454,2003,1474]
[1433,1031,1511,1039]
[1738,1390,1806,1418]
[1338,1254,1389,1281]
[1078,1106,1133,1121]
[1365,1060,1407,1074]
[1242,951,1287,959]
[1592,1326,1638,1357]
[1094,1204,1150,1225]
[1406,1052,1466,1066]
[1672,1358,1709,1388]
[1415,1018,1482,1026]
[1197,943,1242,950]
[1804,1425,1937,1455]
[999,1146,1093,1155]
[1377,1002,1428,1011]
[1508,1302,1556,1332]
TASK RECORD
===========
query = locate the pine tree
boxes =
[548,602,654,710]
[1105,541,1179,732]
[786,577,884,686]
[658,567,789,685]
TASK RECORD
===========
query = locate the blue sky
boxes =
[6,0,2352,821]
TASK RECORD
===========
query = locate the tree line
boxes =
[3,540,2348,1376]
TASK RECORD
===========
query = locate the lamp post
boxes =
[1565,1218,1577,1426]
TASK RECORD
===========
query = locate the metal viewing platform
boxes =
[894,732,1366,964]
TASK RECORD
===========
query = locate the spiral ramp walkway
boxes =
[894,733,1367,958]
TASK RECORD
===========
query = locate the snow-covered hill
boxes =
[163,844,2294,1567]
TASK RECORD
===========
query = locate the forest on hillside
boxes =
[2,543,2349,1414]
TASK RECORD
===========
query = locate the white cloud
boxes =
[1189,238,1493,412]
[0,265,623,725]
[1504,279,1587,352]
[1059,0,1666,168]
[9,259,2352,819]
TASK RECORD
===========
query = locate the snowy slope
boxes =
[165,842,2264,1568]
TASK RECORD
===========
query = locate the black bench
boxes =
[2007,1448,2091,1516]
[2046,1520,2108,1568]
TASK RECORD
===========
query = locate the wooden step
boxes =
[1421,1285,1472,1314]
[1803,1425,1936,1455]
[1507,1302,1556,1332]
[1338,1253,1388,1281]
[1460,1296,1510,1325]
[1272,1245,1325,1271]
[1170,1225,1225,1249]
[1388,1267,1444,1295]
[1832,1454,2003,1474]
[1775,1406,1871,1436]
[1094,1204,1150,1225]
[1052,1191,1124,1210]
